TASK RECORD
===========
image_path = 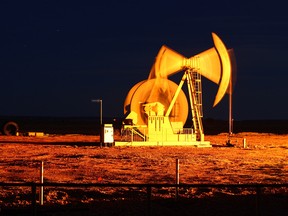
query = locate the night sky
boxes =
[1,0,288,121]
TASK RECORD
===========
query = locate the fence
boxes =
[0,182,287,216]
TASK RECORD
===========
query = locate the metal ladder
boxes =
[186,69,204,141]
[193,71,203,117]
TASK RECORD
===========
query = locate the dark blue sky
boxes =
[1,0,287,120]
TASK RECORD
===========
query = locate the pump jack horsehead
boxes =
[116,33,235,147]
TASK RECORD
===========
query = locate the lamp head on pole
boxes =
[91,99,102,103]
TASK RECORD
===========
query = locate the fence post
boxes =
[39,161,44,205]
[175,159,180,200]
[256,186,261,216]
[31,184,37,216]
[147,186,152,216]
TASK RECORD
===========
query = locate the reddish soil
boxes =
[0,133,287,215]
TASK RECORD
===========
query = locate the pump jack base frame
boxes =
[114,141,211,147]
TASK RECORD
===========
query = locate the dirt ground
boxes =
[0,132,287,215]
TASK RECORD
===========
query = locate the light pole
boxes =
[91,99,102,126]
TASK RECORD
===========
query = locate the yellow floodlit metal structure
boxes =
[115,32,233,147]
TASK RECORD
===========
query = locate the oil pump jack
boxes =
[116,33,233,147]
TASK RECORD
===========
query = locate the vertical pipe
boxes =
[39,161,44,205]
[175,159,180,200]
[243,138,247,148]
[229,80,233,135]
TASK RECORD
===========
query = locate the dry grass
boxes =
[1,132,287,184]
[0,132,287,215]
